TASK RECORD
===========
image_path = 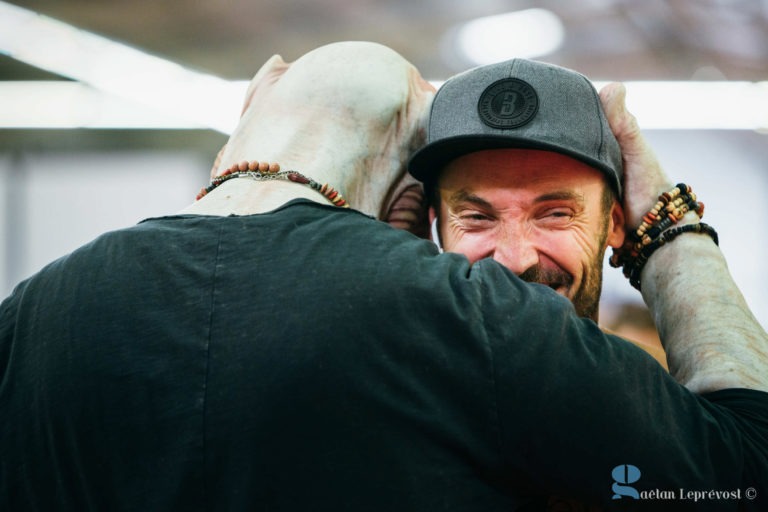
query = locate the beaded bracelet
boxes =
[610,184,701,269]
[625,222,719,290]
[610,183,718,290]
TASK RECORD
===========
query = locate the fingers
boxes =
[599,83,644,159]
[598,82,626,131]
[598,82,662,173]
[384,183,430,238]
[599,82,672,227]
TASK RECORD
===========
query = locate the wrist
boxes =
[611,183,714,290]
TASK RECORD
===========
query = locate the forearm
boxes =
[641,214,768,393]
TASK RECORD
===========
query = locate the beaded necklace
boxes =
[196,160,349,208]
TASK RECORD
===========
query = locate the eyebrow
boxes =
[535,190,585,205]
[446,189,585,208]
[447,190,493,209]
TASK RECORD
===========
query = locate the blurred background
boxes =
[1,0,766,334]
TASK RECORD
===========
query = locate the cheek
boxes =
[538,231,598,278]
[570,222,606,260]
[441,230,492,263]
[442,237,481,261]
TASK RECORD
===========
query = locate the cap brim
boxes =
[408,134,621,195]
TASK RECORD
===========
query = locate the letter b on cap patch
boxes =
[477,78,539,129]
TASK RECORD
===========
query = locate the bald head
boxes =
[216,42,435,229]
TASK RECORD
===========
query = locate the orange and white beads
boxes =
[196,160,349,208]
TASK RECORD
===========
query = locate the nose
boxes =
[489,223,539,275]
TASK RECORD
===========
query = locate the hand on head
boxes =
[598,83,674,229]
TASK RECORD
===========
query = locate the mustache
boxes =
[518,265,573,289]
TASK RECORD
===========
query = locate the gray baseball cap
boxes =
[408,58,623,197]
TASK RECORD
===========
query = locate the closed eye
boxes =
[454,209,496,230]
[537,207,575,226]
[461,212,493,221]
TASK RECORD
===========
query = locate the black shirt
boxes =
[2,200,766,511]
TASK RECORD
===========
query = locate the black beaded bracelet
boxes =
[627,222,719,290]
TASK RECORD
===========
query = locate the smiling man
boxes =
[410,58,626,323]
[432,148,623,320]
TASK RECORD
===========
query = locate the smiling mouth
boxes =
[518,265,573,296]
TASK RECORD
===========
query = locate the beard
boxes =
[517,227,609,322]
[517,262,604,321]
[569,260,604,321]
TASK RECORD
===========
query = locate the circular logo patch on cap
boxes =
[477,78,539,129]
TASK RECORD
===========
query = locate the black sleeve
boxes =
[0,284,23,385]
[474,259,768,510]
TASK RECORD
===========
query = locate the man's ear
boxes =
[607,200,626,249]
[427,207,445,252]
[209,144,227,179]
[241,54,290,115]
